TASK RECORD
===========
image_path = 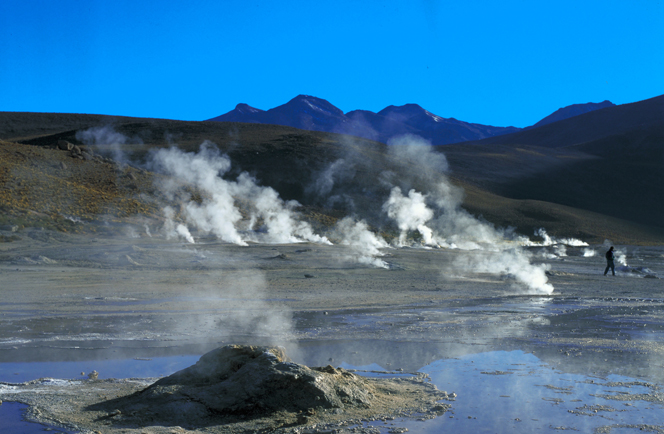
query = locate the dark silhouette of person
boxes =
[604,246,616,276]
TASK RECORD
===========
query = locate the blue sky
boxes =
[1,0,662,127]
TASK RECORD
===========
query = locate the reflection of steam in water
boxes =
[410,351,664,434]
[2,349,663,433]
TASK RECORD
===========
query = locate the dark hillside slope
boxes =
[445,95,664,229]
[469,94,664,148]
[0,112,146,141]
[494,125,664,228]
[530,100,615,128]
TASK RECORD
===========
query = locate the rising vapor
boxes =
[381,135,554,294]
[149,142,330,246]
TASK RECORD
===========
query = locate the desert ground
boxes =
[0,110,663,432]
[1,230,663,433]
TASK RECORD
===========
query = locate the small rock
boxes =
[304,274,315,278]
[57,140,74,151]
[88,370,99,380]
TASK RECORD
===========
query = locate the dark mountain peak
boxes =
[378,103,425,116]
[279,95,345,117]
[532,100,615,128]
[234,103,264,114]
[378,104,449,126]
[345,109,377,117]
[206,103,264,122]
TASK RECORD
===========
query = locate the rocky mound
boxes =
[75,345,448,431]
[122,345,374,416]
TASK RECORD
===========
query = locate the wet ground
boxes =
[0,232,663,432]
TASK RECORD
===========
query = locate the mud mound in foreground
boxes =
[72,345,449,432]
[120,345,375,415]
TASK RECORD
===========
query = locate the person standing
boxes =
[604,246,616,276]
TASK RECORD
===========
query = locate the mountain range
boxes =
[208,95,615,146]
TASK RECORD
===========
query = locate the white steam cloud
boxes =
[150,143,330,246]
[382,135,554,294]
[75,125,142,165]
[583,248,596,257]
[522,228,589,247]
[331,217,390,268]
[383,187,434,246]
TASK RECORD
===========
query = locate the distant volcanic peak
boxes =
[379,103,446,122]
[206,103,265,122]
[346,109,377,117]
[234,103,264,114]
[283,94,345,117]
[378,104,452,128]
[378,103,424,116]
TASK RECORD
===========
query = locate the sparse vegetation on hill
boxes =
[0,140,162,234]
[1,110,663,245]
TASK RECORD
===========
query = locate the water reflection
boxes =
[2,350,663,433]
[0,402,75,434]
[352,350,664,433]
[0,355,199,383]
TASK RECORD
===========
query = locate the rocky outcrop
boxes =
[57,140,75,151]
[116,345,376,417]
[81,344,449,430]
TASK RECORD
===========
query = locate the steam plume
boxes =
[75,125,142,165]
[331,217,389,268]
[150,142,330,246]
[382,135,554,294]
[382,187,435,246]
[522,228,589,247]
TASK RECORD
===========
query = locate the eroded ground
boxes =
[1,230,663,433]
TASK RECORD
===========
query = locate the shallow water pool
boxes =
[2,349,662,433]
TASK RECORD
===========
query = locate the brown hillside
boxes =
[1,112,663,244]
